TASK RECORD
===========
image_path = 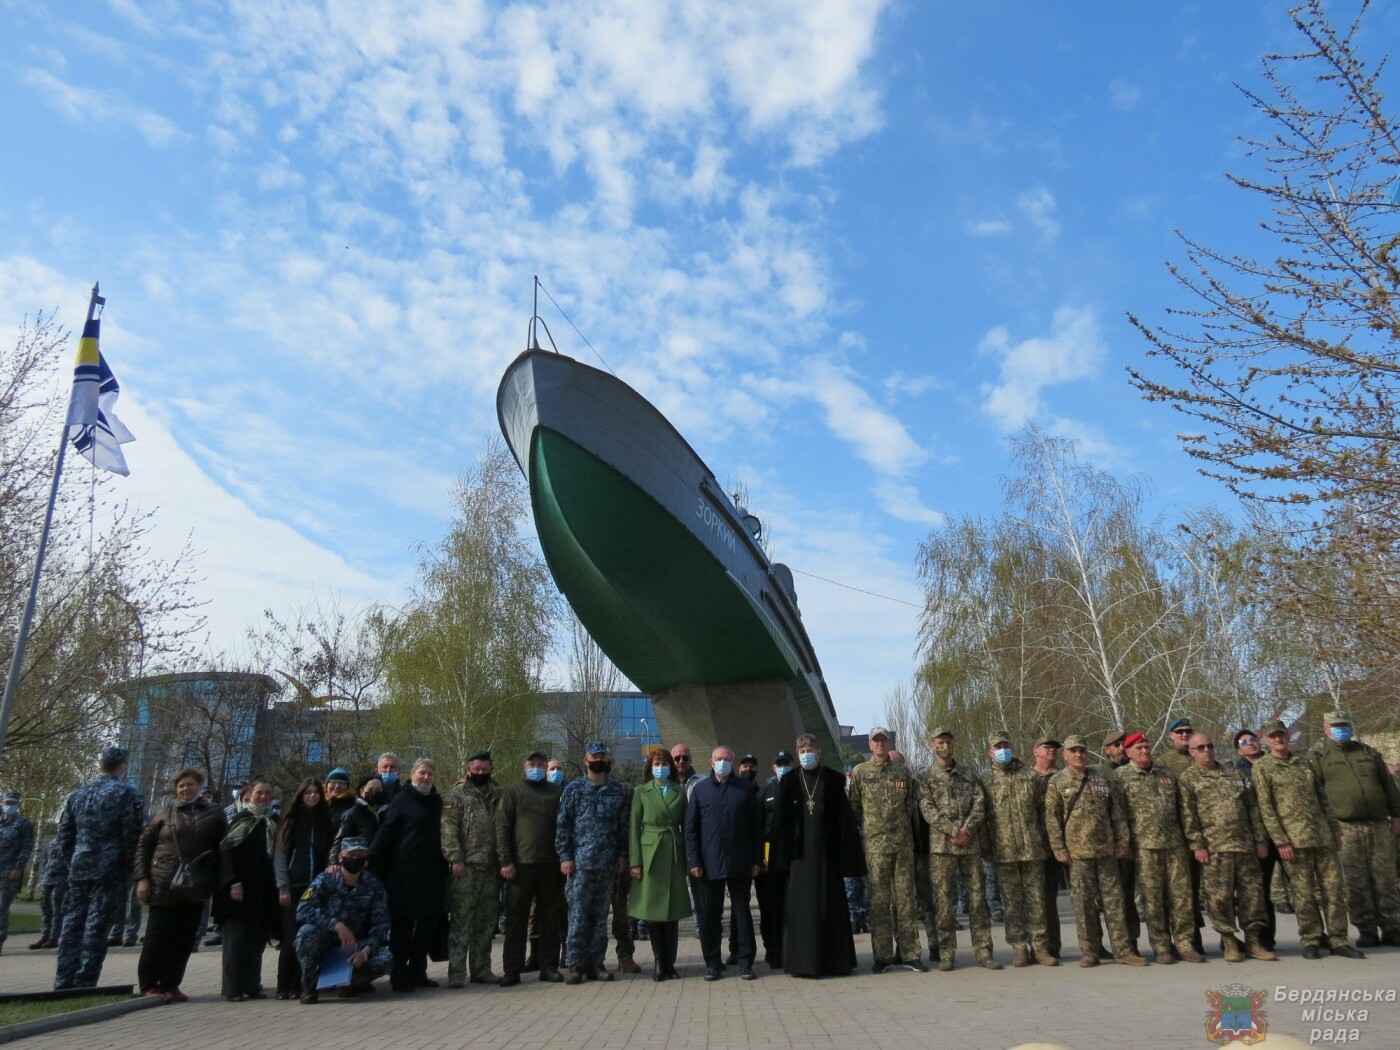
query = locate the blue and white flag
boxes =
[66,316,135,476]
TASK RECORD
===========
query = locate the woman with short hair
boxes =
[134,768,227,1002]
[272,777,332,999]
[369,757,446,991]
[215,776,280,1001]
[629,747,689,980]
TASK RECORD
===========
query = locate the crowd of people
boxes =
[1,708,1397,1005]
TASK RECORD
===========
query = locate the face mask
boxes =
[713,759,732,776]
[363,791,383,806]
[993,748,1014,766]
[381,771,398,783]
[525,767,546,782]
[741,769,757,781]
[798,752,818,770]
[2,805,16,817]
[547,769,564,784]
[775,765,791,777]
[407,781,427,793]
[587,760,611,774]
[248,801,269,815]
[468,773,491,787]
[340,856,368,874]
[1329,726,1353,743]
[650,765,670,780]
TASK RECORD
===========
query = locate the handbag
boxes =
[166,806,215,901]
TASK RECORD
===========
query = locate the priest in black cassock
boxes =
[768,733,866,977]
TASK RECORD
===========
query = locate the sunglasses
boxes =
[1190,744,1215,751]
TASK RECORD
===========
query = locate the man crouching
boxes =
[295,837,393,1003]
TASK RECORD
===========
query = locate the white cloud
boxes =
[1016,185,1060,240]
[979,305,1105,433]
[1110,78,1142,111]
[22,68,182,148]
[966,218,1011,237]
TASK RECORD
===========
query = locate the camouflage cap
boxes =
[929,726,954,740]
[1033,734,1062,749]
[1322,710,1352,725]
[868,725,894,741]
[585,741,609,755]
[99,745,127,764]
[1061,734,1089,750]
[338,836,370,854]
[988,729,1013,747]
[1102,729,1126,749]
[1259,719,1288,737]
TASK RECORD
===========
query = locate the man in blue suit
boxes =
[685,745,764,981]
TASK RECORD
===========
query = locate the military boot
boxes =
[1222,936,1245,963]
[1078,952,1099,968]
[1011,946,1031,968]
[1177,946,1207,963]
[1356,930,1380,948]
[1380,930,1400,948]
[937,951,955,972]
[1033,948,1058,967]
[563,968,583,985]
[1114,953,1149,966]
[1244,936,1278,961]
[616,956,641,974]
[975,954,1003,971]
[1331,944,1366,959]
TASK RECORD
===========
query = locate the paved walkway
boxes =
[3,907,1397,1049]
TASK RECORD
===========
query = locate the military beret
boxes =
[338,836,370,854]
[326,768,351,784]
[988,729,1012,747]
[467,749,492,764]
[2,790,19,803]
[1062,734,1089,750]
[1121,732,1147,749]
[100,745,127,763]
[1167,718,1193,733]
[585,741,609,755]
[929,725,954,740]
[774,750,794,765]
[1102,729,1126,749]
[1323,710,1352,725]
[1034,735,1062,749]
[868,725,894,741]
[1260,719,1289,737]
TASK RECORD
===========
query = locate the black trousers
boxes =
[221,917,270,997]
[137,903,202,993]
[503,865,564,976]
[755,872,785,962]
[1259,851,1278,950]
[276,885,308,993]
[647,920,679,975]
[699,877,754,969]
[389,912,438,986]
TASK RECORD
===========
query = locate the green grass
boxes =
[0,995,131,1027]
[5,912,43,934]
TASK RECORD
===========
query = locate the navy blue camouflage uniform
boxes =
[54,775,143,988]
[38,837,69,945]
[554,777,628,972]
[294,869,393,989]
[0,811,36,951]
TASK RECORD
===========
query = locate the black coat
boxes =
[333,799,379,856]
[369,784,446,918]
[213,814,281,933]
[684,774,763,879]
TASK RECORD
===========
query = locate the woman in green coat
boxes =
[629,747,690,981]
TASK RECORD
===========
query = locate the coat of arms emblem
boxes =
[1205,985,1268,1044]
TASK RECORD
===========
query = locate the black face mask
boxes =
[340,857,368,874]
[587,760,612,774]
[740,769,757,781]
[468,773,491,787]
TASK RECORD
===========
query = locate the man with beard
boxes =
[769,734,865,977]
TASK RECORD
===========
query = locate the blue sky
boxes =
[4,1,1391,737]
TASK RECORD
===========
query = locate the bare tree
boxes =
[546,613,624,773]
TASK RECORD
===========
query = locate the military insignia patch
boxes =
[300,886,315,901]
[1205,984,1268,1044]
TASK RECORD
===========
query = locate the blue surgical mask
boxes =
[799,752,818,770]
[547,769,564,784]
[1,804,16,817]
[525,767,546,782]
[652,766,670,780]
[1329,726,1353,743]
[775,765,791,777]
[713,760,732,777]
[381,771,398,783]
[993,748,1014,766]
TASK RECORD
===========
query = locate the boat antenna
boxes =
[527,274,560,354]
[532,276,616,376]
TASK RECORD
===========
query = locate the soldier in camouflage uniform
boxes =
[1253,720,1365,960]
[53,746,144,989]
[1307,710,1400,948]
[0,790,35,954]
[609,775,640,973]
[555,742,629,984]
[442,750,504,987]
[1115,733,1197,962]
[1178,732,1276,962]
[294,837,393,1003]
[848,728,924,972]
[32,833,68,949]
[1045,736,1147,967]
[919,727,999,970]
[981,731,1056,967]
[1157,717,1204,948]
[1031,735,1065,958]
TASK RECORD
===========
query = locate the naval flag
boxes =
[65,315,135,476]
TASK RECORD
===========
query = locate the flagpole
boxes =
[0,283,104,764]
